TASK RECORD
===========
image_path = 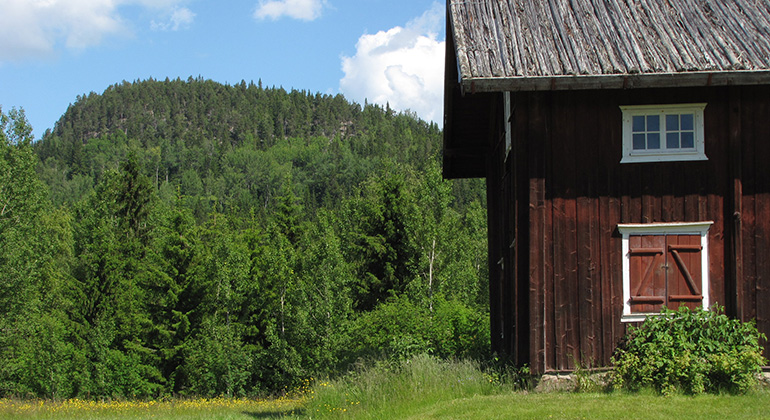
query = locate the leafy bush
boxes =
[182,318,255,397]
[612,306,767,394]
[345,296,490,363]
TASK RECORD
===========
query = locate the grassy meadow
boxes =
[2,355,768,420]
[0,396,304,419]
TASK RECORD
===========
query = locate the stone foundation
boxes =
[760,372,770,388]
[534,371,612,393]
[534,370,770,392]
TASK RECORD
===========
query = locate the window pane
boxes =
[667,132,680,149]
[622,105,705,163]
[681,132,694,148]
[681,114,694,130]
[647,115,660,131]
[666,114,679,130]
[647,133,660,149]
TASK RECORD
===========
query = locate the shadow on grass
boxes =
[242,409,305,418]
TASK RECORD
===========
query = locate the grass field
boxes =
[301,355,770,420]
[0,396,303,419]
[399,392,770,420]
[2,356,768,420]
[3,392,769,420]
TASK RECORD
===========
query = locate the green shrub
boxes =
[612,306,767,395]
[344,296,490,363]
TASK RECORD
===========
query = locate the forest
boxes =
[0,78,489,399]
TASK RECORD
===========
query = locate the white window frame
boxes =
[620,103,707,163]
[618,221,712,323]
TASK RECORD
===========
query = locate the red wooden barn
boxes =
[442,0,770,374]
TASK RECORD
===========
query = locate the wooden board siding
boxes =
[487,92,527,361]
[552,91,580,370]
[486,93,504,356]
[526,92,548,372]
[741,86,770,358]
[483,85,770,372]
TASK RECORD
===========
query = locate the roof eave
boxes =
[460,70,770,93]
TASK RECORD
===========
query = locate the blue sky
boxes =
[0,0,446,139]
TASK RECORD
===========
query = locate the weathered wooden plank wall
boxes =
[742,86,770,357]
[486,85,770,372]
[527,92,549,372]
[486,95,505,356]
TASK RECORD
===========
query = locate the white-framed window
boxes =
[618,222,712,323]
[620,103,707,163]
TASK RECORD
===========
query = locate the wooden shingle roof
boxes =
[449,0,770,92]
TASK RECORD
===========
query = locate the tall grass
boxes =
[4,356,768,419]
[305,354,506,419]
[304,354,770,420]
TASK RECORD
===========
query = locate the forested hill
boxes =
[1,78,488,399]
[35,78,453,215]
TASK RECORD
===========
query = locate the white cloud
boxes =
[339,2,445,125]
[0,0,192,62]
[151,7,196,31]
[253,0,326,21]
